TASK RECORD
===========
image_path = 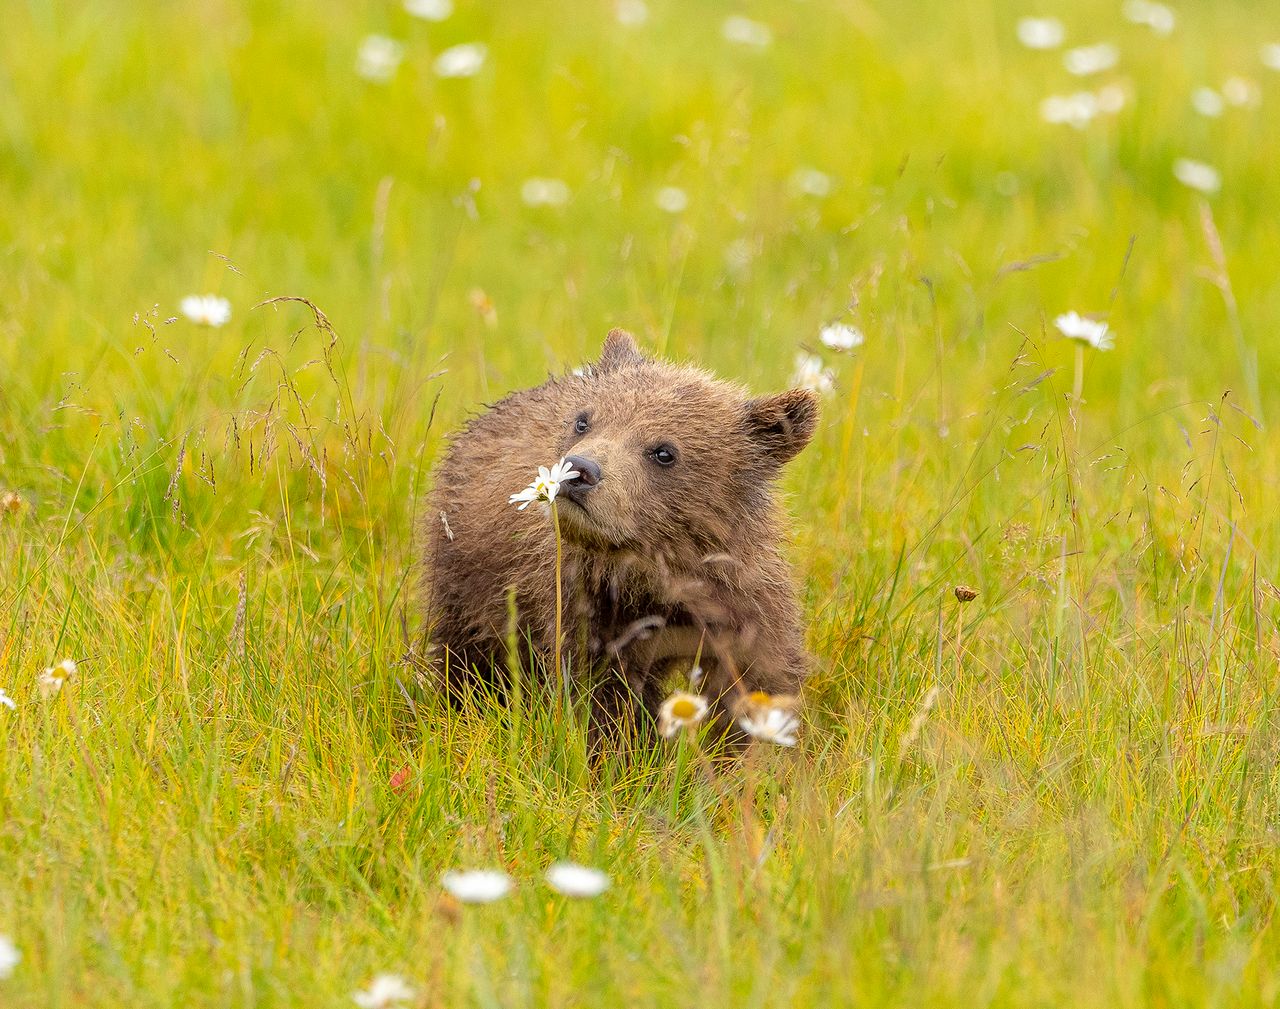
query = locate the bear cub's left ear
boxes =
[744,388,820,466]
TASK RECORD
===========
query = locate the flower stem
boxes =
[551,499,564,690]
[1072,343,1084,413]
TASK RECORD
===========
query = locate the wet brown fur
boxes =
[419,330,817,737]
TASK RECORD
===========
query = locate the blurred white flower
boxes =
[1016,17,1065,50]
[1095,83,1127,113]
[792,353,834,395]
[1063,43,1119,76]
[724,238,754,275]
[722,16,772,48]
[38,658,77,698]
[545,862,611,898]
[0,689,14,711]
[819,323,864,352]
[615,0,649,26]
[355,35,405,84]
[788,166,832,198]
[404,0,452,20]
[654,186,688,213]
[1040,92,1099,128]
[1191,86,1224,117]
[0,935,18,979]
[510,459,580,510]
[657,691,709,738]
[434,42,488,78]
[1263,44,1280,71]
[1221,76,1260,106]
[520,178,571,207]
[1173,158,1221,195]
[1054,311,1113,351]
[441,869,512,903]
[1122,0,1175,36]
[180,294,232,327]
[353,974,415,1009]
[736,692,800,746]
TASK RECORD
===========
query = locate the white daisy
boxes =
[0,689,14,711]
[0,935,18,979]
[1173,158,1221,195]
[657,691,709,738]
[520,178,571,207]
[355,35,404,84]
[1040,92,1099,128]
[791,353,834,395]
[1221,76,1260,107]
[38,658,77,698]
[441,869,512,903]
[509,459,581,510]
[1191,87,1224,117]
[404,0,452,20]
[545,862,611,898]
[819,323,865,352]
[1122,0,1176,36]
[1063,42,1119,76]
[1054,311,1114,351]
[654,186,688,213]
[721,16,772,48]
[788,167,832,198]
[1263,44,1280,71]
[736,692,801,747]
[1016,17,1065,50]
[615,0,649,27]
[179,295,232,327]
[434,42,488,78]
[353,974,415,1009]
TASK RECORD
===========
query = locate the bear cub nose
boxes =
[561,455,603,506]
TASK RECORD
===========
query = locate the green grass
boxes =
[3,0,1280,1004]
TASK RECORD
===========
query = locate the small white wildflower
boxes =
[657,691,710,738]
[819,323,864,352]
[736,692,801,747]
[38,658,77,699]
[0,689,14,711]
[509,459,580,510]
[724,239,754,275]
[1191,86,1224,117]
[722,16,772,48]
[545,862,611,898]
[404,0,452,20]
[791,353,834,395]
[434,42,488,78]
[355,35,405,84]
[1063,42,1119,76]
[179,294,232,327]
[520,178,571,207]
[1054,311,1114,351]
[615,0,649,27]
[1173,158,1221,195]
[0,935,19,979]
[1221,76,1260,107]
[1016,16,1065,50]
[1263,44,1280,72]
[353,974,416,1009]
[1095,83,1127,113]
[441,869,512,903]
[689,664,706,688]
[654,186,688,213]
[788,167,832,198]
[1040,92,1099,128]
[1122,0,1176,36]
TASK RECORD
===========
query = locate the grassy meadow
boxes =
[3,0,1280,1004]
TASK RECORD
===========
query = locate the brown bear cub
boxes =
[420,329,817,739]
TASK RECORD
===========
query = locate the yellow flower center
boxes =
[670,698,697,719]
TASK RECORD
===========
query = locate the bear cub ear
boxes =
[597,328,646,372]
[744,388,820,467]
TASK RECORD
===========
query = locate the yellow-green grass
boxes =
[2,0,1280,1005]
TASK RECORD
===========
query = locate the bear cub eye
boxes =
[649,444,678,467]
[573,413,590,435]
